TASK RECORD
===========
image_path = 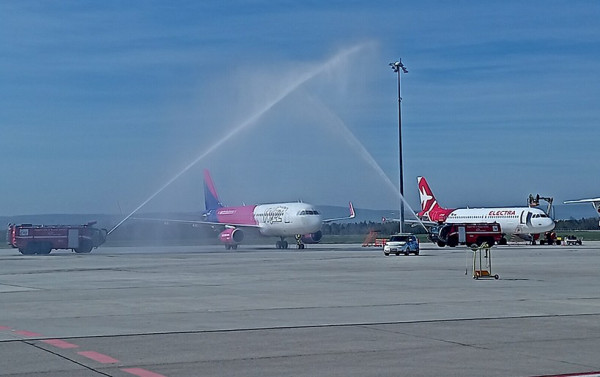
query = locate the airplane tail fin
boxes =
[204,169,223,211]
[417,176,443,220]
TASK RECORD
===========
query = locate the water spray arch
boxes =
[109,43,374,235]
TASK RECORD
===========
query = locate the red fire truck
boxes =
[7,222,107,255]
[431,222,503,247]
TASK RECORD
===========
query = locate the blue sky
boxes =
[1,1,599,218]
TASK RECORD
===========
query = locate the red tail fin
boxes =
[418,177,457,223]
[417,176,451,222]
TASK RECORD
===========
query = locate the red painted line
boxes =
[14,330,42,337]
[41,339,79,349]
[78,351,119,364]
[121,368,167,377]
[534,373,600,377]
[0,326,11,330]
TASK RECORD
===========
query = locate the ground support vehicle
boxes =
[538,231,561,245]
[562,235,583,246]
[7,222,107,255]
[434,223,503,247]
[383,233,419,256]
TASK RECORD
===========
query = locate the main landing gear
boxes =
[276,237,289,249]
[275,236,306,249]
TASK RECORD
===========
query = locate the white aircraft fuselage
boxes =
[212,202,323,237]
[445,207,555,235]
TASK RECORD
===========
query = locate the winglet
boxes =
[322,201,357,223]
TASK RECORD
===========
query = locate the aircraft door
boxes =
[526,211,533,226]
[519,210,527,224]
[520,210,533,226]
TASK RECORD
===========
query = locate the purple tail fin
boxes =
[204,169,223,211]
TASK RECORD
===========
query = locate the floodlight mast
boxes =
[389,59,408,233]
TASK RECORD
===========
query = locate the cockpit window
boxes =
[298,209,320,216]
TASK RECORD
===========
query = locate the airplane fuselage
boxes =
[208,202,323,237]
[445,207,555,235]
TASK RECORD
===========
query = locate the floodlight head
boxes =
[397,59,408,73]
[389,60,407,73]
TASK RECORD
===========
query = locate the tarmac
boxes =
[1,241,600,377]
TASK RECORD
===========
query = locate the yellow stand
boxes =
[471,243,499,280]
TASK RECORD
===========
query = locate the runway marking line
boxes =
[41,339,79,349]
[5,325,166,376]
[77,351,120,364]
[121,367,167,377]
[14,330,42,337]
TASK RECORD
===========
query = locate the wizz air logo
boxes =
[258,206,288,224]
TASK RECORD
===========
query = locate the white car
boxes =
[383,233,420,256]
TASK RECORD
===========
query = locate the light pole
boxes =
[389,59,408,234]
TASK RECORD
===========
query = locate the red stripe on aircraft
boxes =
[41,339,79,349]
[78,351,120,364]
[122,367,167,377]
[0,326,11,330]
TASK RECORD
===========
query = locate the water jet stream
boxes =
[307,96,428,232]
[108,44,370,235]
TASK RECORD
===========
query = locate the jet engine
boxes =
[219,228,244,246]
[301,230,323,244]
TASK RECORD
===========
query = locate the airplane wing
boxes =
[406,219,438,227]
[322,202,356,223]
[132,217,262,228]
[382,216,437,227]
[564,198,600,204]
[564,197,600,218]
